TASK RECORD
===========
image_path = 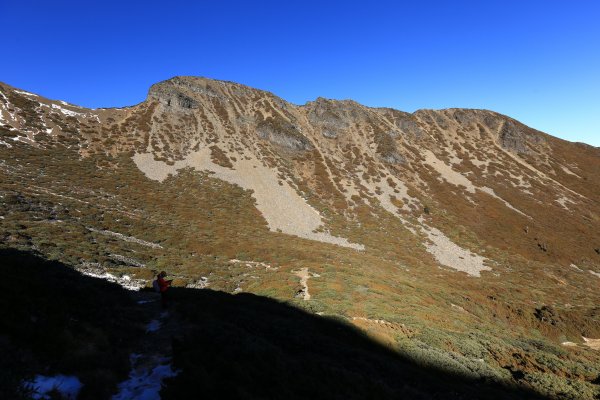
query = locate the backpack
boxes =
[152,279,160,293]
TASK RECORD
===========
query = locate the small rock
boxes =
[537,242,548,252]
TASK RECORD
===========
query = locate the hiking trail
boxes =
[111,290,190,400]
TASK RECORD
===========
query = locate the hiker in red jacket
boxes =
[157,271,172,308]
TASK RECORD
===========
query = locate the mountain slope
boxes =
[1,77,599,398]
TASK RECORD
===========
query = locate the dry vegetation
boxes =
[1,77,600,399]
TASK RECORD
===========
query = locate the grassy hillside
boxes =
[1,141,600,399]
[1,78,600,399]
[1,248,553,400]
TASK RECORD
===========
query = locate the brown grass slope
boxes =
[1,77,599,399]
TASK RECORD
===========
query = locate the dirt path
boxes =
[294,268,311,300]
[112,290,189,400]
[293,268,321,301]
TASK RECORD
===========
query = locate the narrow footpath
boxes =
[111,290,190,400]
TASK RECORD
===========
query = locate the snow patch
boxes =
[0,104,11,125]
[77,264,146,291]
[186,276,209,289]
[0,90,21,126]
[51,103,84,117]
[570,264,583,272]
[26,374,82,400]
[112,355,178,400]
[145,319,161,333]
[14,90,38,97]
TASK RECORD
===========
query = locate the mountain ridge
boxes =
[6,75,595,150]
[1,76,600,398]
[1,76,599,263]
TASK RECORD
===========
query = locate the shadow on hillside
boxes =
[0,248,546,399]
[0,248,144,399]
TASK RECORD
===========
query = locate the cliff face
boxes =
[1,76,600,398]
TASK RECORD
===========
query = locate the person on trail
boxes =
[157,271,172,308]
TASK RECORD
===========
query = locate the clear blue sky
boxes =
[2,1,599,146]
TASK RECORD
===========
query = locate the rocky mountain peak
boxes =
[1,77,600,399]
[147,76,280,109]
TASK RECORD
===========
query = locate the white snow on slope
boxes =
[146,319,161,333]
[112,354,178,400]
[0,90,21,125]
[77,264,146,291]
[27,374,82,399]
[14,90,38,97]
[51,103,84,117]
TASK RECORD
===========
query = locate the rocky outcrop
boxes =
[375,131,405,164]
[498,120,531,154]
[395,118,422,138]
[256,117,313,151]
[307,98,350,139]
[147,81,199,110]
